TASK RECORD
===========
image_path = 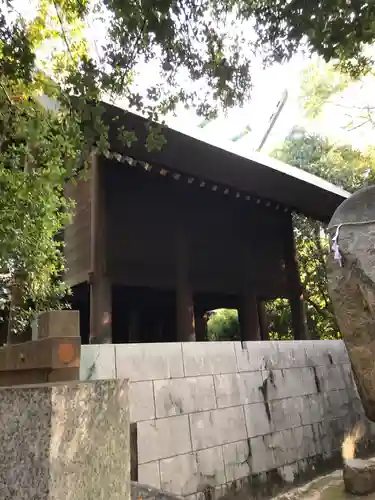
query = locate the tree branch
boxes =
[52,0,75,63]
[0,81,13,105]
[347,118,372,131]
[304,294,331,319]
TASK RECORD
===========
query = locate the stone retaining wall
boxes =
[80,340,373,498]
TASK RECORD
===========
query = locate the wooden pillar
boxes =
[164,303,177,342]
[195,308,208,341]
[284,214,310,340]
[89,153,112,344]
[239,287,261,341]
[176,226,196,341]
[155,316,164,342]
[257,300,269,341]
[128,310,139,343]
[239,228,260,341]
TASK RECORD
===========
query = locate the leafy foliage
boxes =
[270,128,375,339]
[300,58,375,132]
[209,129,375,341]
[0,79,84,337]
[265,299,293,340]
[1,0,375,338]
[240,0,375,76]
[272,127,375,190]
[207,309,240,341]
[207,303,295,341]
[300,60,351,120]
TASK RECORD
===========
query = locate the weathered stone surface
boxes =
[182,341,237,376]
[0,379,130,500]
[80,341,372,499]
[138,462,161,490]
[131,482,182,500]
[116,343,184,381]
[327,185,375,422]
[214,371,263,408]
[130,381,155,421]
[154,376,216,417]
[343,458,375,495]
[189,406,247,450]
[244,401,272,437]
[222,440,251,481]
[137,415,192,463]
[80,344,116,380]
[159,454,198,496]
[35,310,80,340]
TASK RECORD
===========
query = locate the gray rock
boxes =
[327,185,375,422]
[343,458,375,495]
[131,482,182,500]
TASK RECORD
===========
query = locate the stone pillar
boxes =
[257,300,269,341]
[0,310,81,386]
[176,226,196,341]
[0,379,130,500]
[34,310,80,341]
[239,287,261,341]
[194,308,208,341]
[284,214,310,340]
[89,153,112,344]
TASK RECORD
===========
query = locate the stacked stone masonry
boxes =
[80,340,374,498]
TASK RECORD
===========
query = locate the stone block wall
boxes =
[80,340,372,498]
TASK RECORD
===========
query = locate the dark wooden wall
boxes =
[102,159,289,299]
[64,173,92,287]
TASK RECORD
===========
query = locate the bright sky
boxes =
[164,57,304,154]
[120,50,375,155]
[14,0,375,154]
[161,57,375,154]
[112,53,307,155]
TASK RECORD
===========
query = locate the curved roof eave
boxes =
[37,96,350,222]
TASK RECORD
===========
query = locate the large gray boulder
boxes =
[343,458,375,495]
[327,185,375,422]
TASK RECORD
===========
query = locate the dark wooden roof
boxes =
[103,102,349,223]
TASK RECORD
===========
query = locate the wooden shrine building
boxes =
[64,102,349,344]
